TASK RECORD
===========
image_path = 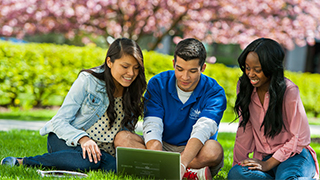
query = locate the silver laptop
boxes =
[116,147,181,179]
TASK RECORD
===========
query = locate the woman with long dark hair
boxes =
[1,38,146,173]
[228,38,319,179]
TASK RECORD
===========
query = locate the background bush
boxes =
[1,41,320,116]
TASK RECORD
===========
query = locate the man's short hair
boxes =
[174,38,206,67]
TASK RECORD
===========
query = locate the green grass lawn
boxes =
[0,130,319,179]
[0,130,234,179]
[0,108,58,121]
[0,108,319,179]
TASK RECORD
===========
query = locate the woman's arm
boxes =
[40,72,91,146]
[233,81,255,166]
[272,84,310,162]
[233,119,255,166]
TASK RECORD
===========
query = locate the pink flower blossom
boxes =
[0,0,319,51]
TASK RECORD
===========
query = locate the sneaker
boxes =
[1,157,20,166]
[182,166,212,180]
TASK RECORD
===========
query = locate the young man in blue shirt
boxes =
[115,38,227,179]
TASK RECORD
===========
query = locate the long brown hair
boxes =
[82,38,146,131]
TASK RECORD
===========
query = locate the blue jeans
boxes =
[228,148,316,180]
[23,133,116,172]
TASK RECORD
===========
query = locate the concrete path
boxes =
[1,119,320,135]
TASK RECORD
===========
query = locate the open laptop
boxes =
[116,147,181,179]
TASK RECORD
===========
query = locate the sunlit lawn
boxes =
[1,130,319,180]
[0,108,58,121]
[0,108,320,179]
[3,129,320,180]
[0,130,233,179]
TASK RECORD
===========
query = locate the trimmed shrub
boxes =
[1,41,319,116]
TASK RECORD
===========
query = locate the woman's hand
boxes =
[239,158,264,171]
[78,136,102,164]
[239,157,280,172]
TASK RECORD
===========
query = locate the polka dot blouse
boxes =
[86,97,123,157]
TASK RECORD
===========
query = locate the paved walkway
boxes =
[1,119,320,135]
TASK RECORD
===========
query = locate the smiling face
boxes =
[107,54,139,91]
[174,56,206,92]
[245,51,270,91]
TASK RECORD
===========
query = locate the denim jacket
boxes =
[40,68,110,147]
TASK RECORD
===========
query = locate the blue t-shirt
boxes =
[144,70,227,146]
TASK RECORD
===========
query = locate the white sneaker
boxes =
[182,166,212,180]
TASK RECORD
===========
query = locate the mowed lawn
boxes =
[0,109,320,179]
[0,130,319,179]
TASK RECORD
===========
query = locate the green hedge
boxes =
[1,41,319,116]
[0,41,103,108]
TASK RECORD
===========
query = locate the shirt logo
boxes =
[189,108,201,120]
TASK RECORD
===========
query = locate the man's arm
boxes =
[181,117,218,168]
[143,74,166,150]
[180,138,203,168]
[143,116,163,150]
[146,140,162,150]
[190,117,218,144]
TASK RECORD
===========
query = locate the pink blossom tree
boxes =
[1,0,319,50]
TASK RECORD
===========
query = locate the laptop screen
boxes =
[116,147,180,179]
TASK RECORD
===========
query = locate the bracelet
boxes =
[180,163,186,170]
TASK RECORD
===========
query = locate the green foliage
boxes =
[1,41,320,116]
[143,50,173,81]
[204,63,242,113]
[285,71,320,116]
[0,41,104,108]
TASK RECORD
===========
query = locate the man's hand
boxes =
[79,136,102,164]
[180,163,187,180]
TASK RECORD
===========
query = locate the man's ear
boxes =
[106,57,112,68]
[172,59,175,68]
[201,63,206,72]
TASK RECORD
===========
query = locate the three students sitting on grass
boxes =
[2,37,319,180]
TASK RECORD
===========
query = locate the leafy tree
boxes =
[0,0,319,50]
